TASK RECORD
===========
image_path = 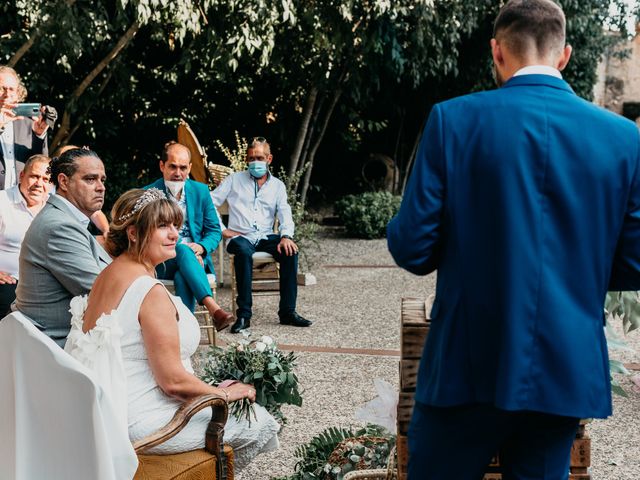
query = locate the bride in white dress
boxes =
[65,188,279,470]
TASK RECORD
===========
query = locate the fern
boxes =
[293,426,355,475]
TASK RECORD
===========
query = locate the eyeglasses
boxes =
[252,136,267,144]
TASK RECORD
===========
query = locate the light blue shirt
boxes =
[211,170,294,245]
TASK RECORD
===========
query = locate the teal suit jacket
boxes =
[388,74,640,419]
[146,178,222,274]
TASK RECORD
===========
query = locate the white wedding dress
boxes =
[65,275,280,470]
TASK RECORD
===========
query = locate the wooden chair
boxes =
[397,298,592,480]
[0,311,233,480]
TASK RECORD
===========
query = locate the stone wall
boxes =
[593,26,640,125]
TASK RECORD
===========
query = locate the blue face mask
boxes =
[248,161,268,178]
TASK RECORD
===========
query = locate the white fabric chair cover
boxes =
[0,312,138,480]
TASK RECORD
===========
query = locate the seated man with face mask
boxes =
[145,141,234,331]
[210,137,312,333]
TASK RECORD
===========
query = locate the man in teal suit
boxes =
[388,1,640,478]
[146,142,233,330]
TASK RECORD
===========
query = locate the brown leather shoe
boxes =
[212,308,234,331]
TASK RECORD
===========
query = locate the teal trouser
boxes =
[156,243,213,312]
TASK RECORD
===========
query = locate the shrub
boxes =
[335,191,402,239]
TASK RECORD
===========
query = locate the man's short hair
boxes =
[23,154,50,172]
[50,147,101,187]
[247,137,271,155]
[0,65,27,102]
[493,0,566,59]
[161,141,191,163]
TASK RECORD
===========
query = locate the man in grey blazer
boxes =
[16,148,110,347]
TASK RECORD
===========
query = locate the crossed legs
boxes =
[156,243,233,329]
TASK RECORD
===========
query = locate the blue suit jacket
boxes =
[388,74,640,419]
[145,178,222,274]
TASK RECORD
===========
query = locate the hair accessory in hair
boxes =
[118,188,167,222]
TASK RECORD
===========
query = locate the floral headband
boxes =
[117,188,167,222]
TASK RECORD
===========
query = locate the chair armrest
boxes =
[133,394,228,454]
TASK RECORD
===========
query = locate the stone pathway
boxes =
[202,227,640,480]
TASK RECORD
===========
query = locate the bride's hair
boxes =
[106,189,183,265]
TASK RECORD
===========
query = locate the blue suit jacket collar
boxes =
[502,74,574,95]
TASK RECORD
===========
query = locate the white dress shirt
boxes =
[210,170,294,244]
[0,121,17,189]
[0,185,43,278]
[513,65,562,78]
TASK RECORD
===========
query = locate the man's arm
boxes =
[195,186,222,254]
[275,182,295,238]
[45,222,102,295]
[609,131,640,291]
[387,104,446,276]
[210,175,232,208]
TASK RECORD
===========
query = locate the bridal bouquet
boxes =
[200,335,302,424]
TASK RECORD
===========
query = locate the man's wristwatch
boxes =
[281,235,292,240]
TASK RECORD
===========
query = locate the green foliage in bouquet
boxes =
[200,335,302,424]
[272,424,395,480]
[605,291,640,397]
[335,191,402,239]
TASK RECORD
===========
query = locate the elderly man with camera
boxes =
[0,65,56,190]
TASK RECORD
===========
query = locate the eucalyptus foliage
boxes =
[0,0,636,206]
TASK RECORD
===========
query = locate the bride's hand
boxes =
[223,382,256,403]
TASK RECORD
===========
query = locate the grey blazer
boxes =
[15,195,111,346]
[0,117,48,189]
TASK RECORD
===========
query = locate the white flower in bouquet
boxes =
[261,335,274,346]
[255,341,267,352]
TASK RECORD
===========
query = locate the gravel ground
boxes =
[202,227,640,480]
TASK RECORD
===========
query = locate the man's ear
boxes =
[556,44,572,72]
[18,169,25,182]
[57,173,68,192]
[491,38,504,67]
[159,160,165,174]
[266,154,273,165]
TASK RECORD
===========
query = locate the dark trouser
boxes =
[0,283,17,318]
[227,234,298,320]
[408,401,580,480]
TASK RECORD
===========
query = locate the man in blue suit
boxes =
[387,1,640,478]
[147,141,233,330]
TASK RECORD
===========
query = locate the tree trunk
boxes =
[64,66,116,144]
[400,116,427,195]
[292,92,324,192]
[299,84,343,205]
[51,21,140,151]
[8,31,41,67]
[287,86,318,185]
[392,109,405,195]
